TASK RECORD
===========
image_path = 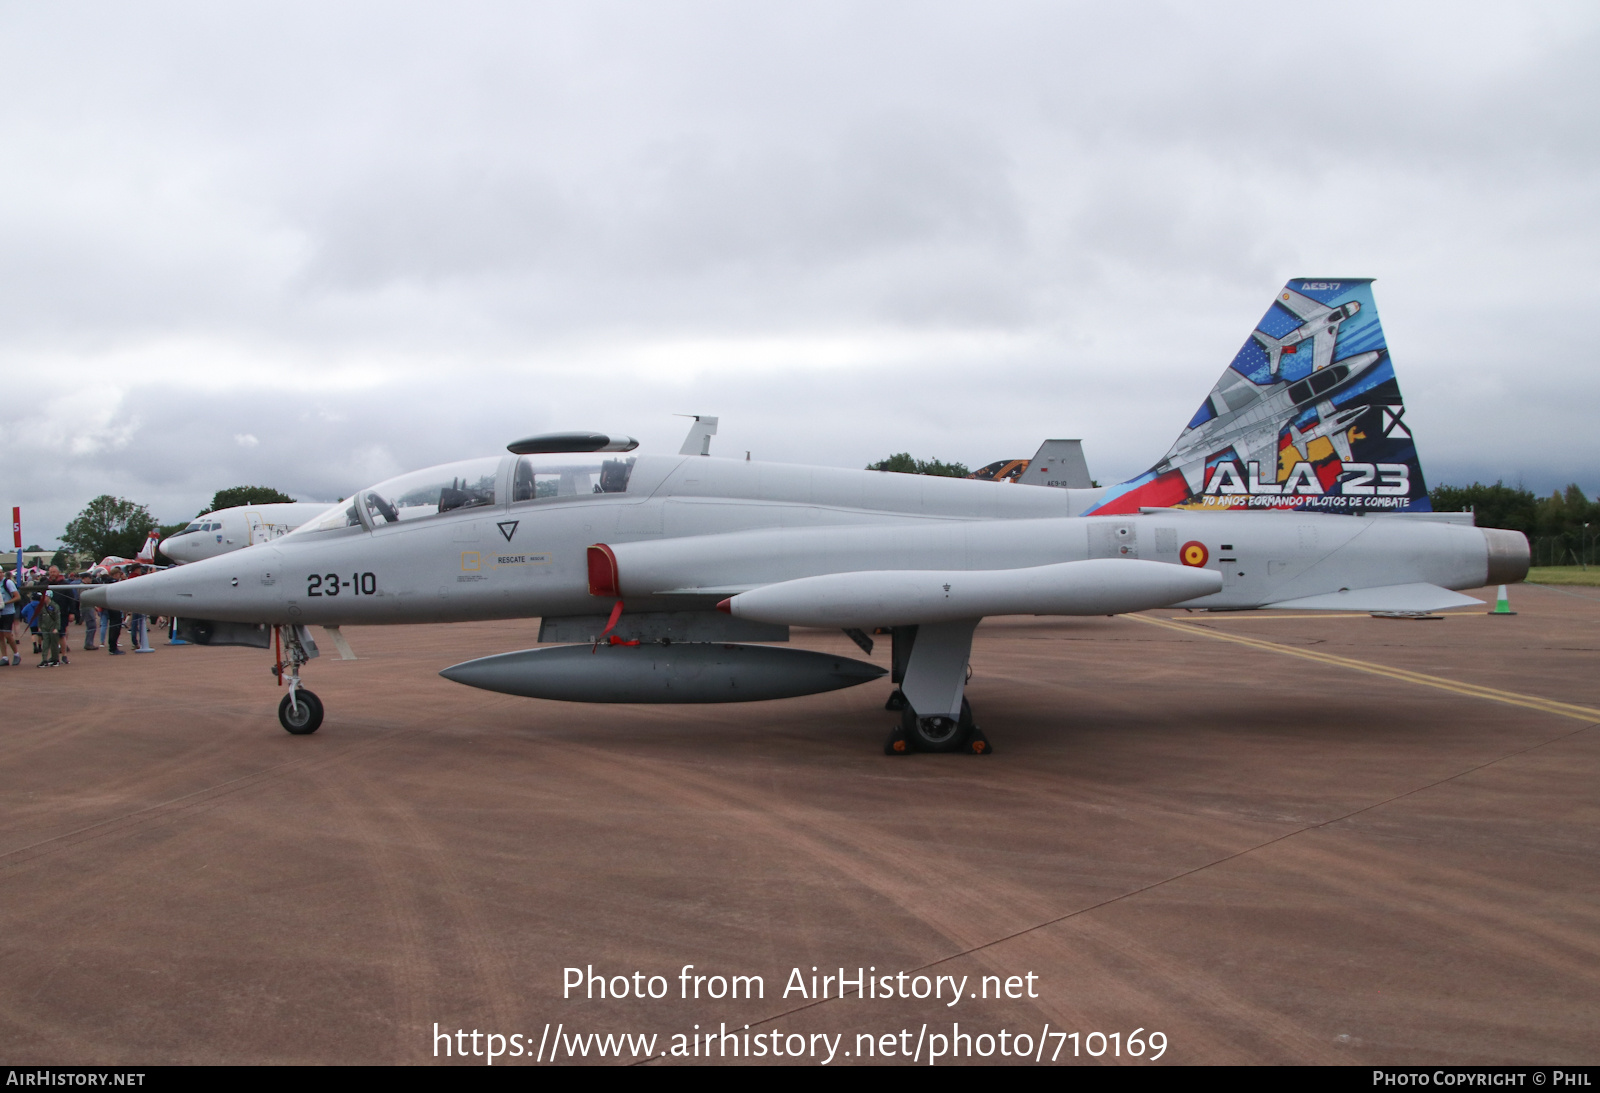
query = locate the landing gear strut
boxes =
[274,624,323,735]
[881,621,992,755]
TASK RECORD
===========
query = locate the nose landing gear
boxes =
[273,624,323,735]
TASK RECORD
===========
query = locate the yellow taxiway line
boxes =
[1124,613,1600,722]
[1162,612,1471,621]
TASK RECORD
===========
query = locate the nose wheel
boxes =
[278,689,324,734]
[274,624,325,735]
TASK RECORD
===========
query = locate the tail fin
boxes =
[1086,278,1429,515]
[1016,439,1093,488]
[136,530,160,562]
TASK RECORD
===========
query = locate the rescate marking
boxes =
[1124,613,1600,722]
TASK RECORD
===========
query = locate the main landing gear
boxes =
[880,622,992,756]
[273,624,324,735]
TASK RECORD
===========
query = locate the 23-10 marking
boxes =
[307,572,376,597]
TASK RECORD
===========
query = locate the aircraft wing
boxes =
[595,527,1221,624]
[1329,424,1354,462]
[654,585,762,597]
[1314,400,1361,461]
[1310,326,1338,372]
[1264,583,1484,613]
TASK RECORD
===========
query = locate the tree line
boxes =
[1429,481,1599,567]
[866,453,970,477]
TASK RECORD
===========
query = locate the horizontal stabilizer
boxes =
[1263,583,1483,612]
[1376,512,1476,526]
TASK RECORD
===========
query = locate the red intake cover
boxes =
[586,544,620,597]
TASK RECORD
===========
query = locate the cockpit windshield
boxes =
[293,499,364,535]
[287,452,638,538]
[360,457,503,525]
[287,457,502,537]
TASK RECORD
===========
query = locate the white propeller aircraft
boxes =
[161,502,337,564]
[83,280,1529,754]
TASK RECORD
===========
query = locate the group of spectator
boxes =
[0,564,164,667]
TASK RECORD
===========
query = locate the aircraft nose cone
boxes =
[438,660,494,689]
[79,585,108,609]
[836,658,888,684]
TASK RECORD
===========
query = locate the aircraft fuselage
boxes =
[97,453,1510,627]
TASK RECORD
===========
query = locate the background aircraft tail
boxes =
[1085,278,1430,515]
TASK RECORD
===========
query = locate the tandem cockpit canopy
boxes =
[288,453,639,537]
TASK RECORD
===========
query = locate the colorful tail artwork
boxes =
[1086,278,1430,516]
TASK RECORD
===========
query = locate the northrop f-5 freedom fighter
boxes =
[83,279,1529,754]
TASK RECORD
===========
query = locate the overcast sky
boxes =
[2,2,1596,543]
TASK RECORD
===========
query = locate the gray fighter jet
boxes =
[1155,350,1382,493]
[1252,286,1362,377]
[82,281,1529,755]
[1288,402,1368,462]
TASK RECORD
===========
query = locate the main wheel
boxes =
[278,689,324,735]
[903,702,967,753]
